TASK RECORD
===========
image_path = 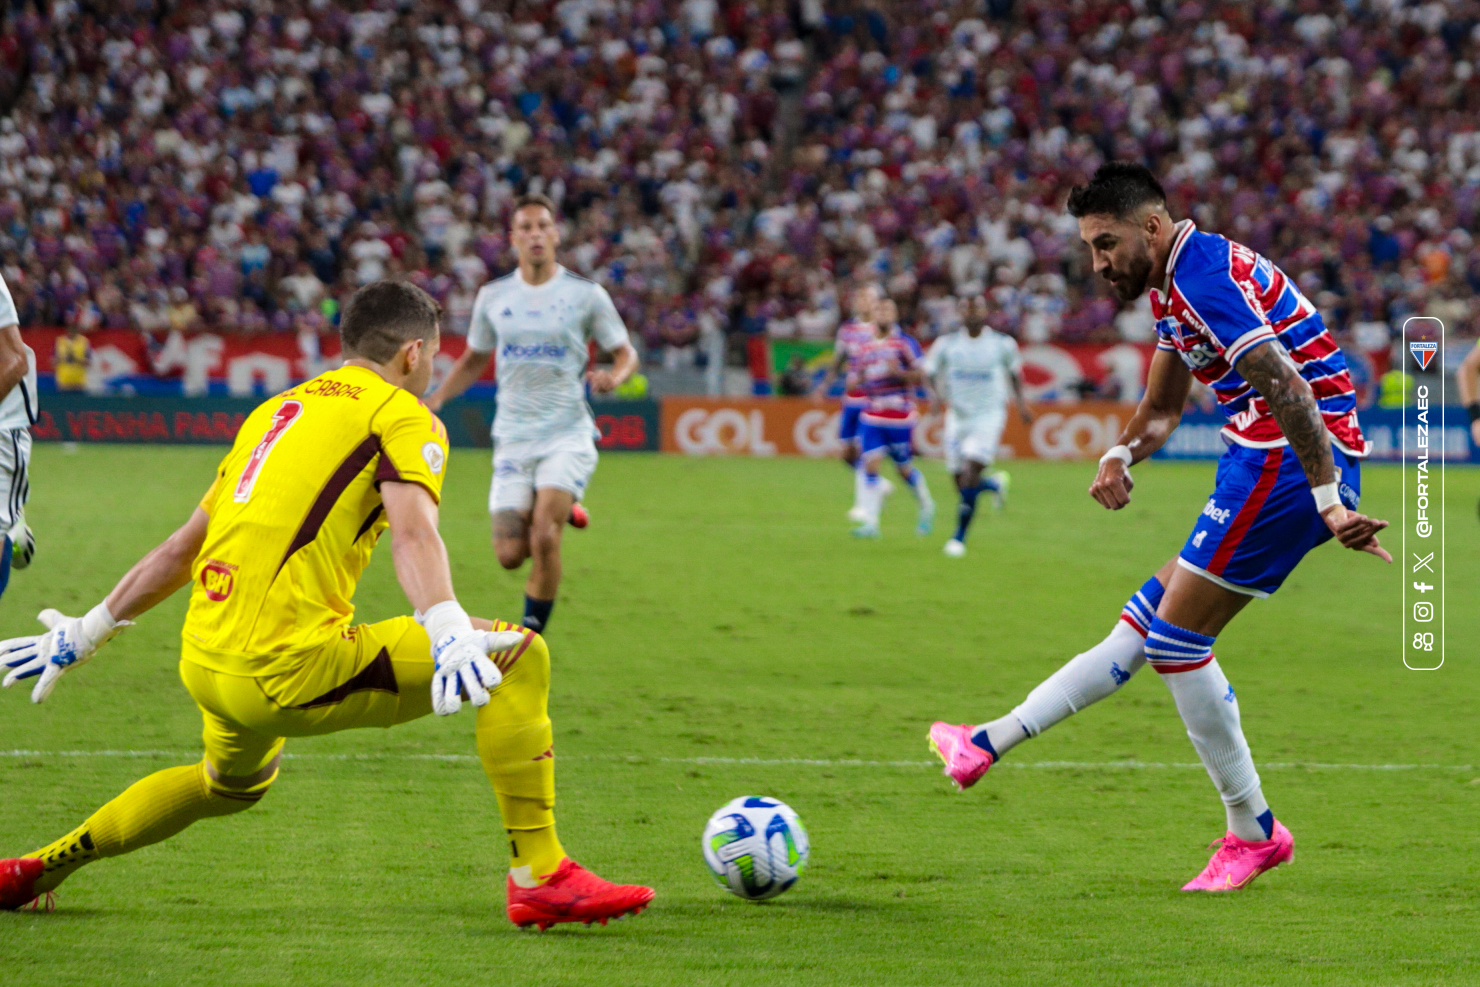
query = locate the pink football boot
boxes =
[1182,820,1295,891]
[927,722,995,791]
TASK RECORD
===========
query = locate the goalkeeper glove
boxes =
[1,604,132,703]
[419,601,523,716]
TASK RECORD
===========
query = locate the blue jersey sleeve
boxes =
[1175,240,1278,366]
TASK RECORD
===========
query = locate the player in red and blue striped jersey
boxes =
[814,284,882,523]
[930,164,1391,893]
[850,298,934,538]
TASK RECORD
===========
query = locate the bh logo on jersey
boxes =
[201,559,237,602]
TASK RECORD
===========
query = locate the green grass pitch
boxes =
[1,444,1476,986]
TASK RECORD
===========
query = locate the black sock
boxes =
[523,595,555,633]
[953,484,983,542]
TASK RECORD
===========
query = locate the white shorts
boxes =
[0,427,31,529]
[944,410,1005,474]
[489,432,599,514]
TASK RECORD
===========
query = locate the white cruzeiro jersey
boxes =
[467,266,630,444]
[0,273,37,431]
[923,328,1022,419]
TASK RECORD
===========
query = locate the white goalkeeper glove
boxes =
[419,601,523,717]
[1,604,132,703]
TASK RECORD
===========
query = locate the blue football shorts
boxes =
[860,422,914,465]
[838,404,864,443]
[1177,441,1362,598]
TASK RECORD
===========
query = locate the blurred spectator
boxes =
[54,326,89,391]
[777,354,812,395]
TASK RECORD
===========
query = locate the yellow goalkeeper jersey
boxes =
[182,365,449,675]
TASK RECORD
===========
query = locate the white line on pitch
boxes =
[0,750,1471,771]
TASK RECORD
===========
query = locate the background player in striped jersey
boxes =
[813,284,882,523]
[930,163,1391,892]
[850,298,934,539]
[924,294,1033,558]
[0,271,37,598]
[0,281,652,925]
[429,194,639,635]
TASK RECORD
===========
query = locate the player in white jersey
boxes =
[428,195,638,633]
[923,295,1032,557]
[0,273,37,596]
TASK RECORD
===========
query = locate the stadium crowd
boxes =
[0,0,1477,376]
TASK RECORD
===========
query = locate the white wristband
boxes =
[1099,444,1133,468]
[1312,482,1341,514]
[418,600,473,644]
[82,601,129,646]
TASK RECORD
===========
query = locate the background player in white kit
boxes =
[0,273,37,596]
[924,295,1032,557]
[429,195,638,633]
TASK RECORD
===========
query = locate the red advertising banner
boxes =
[1017,341,1157,401]
[23,328,497,394]
[661,397,1134,461]
[771,339,1161,400]
[33,328,1160,404]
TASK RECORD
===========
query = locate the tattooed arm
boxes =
[1233,341,1334,487]
[1235,341,1391,561]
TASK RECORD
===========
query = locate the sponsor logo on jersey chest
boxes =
[201,559,237,602]
[501,342,569,359]
[1177,339,1220,370]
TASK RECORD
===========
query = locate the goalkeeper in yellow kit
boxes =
[0,281,653,929]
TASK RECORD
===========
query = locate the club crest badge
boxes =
[1409,341,1437,371]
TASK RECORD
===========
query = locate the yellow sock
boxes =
[26,822,99,895]
[26,762,266,894]
[504,815,566,885]
[476,632,567,886]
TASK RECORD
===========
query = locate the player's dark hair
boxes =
[1065,162,1167,220]
[339,280,441,363]
[512,193,558,222]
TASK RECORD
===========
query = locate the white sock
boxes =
[1159,659,1271,841]
[1226,787,1272,842]
[859,472,887,525]
[975,620,1147,757]
[905,467,933,508]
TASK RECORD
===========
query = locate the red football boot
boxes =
[0,858,45,911]
[568,504,590,529]
[506,858,654,930]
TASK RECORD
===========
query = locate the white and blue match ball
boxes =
[702,796,809,900]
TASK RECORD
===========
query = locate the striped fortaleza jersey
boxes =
[834,320,877,407]
[1150,220,1368,457]
[857,329,925,428]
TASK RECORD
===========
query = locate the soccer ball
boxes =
[702,796,809,900]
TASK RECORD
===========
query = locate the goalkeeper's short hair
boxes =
[339,280,442,363]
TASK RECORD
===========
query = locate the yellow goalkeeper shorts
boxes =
[179,616,534,779]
